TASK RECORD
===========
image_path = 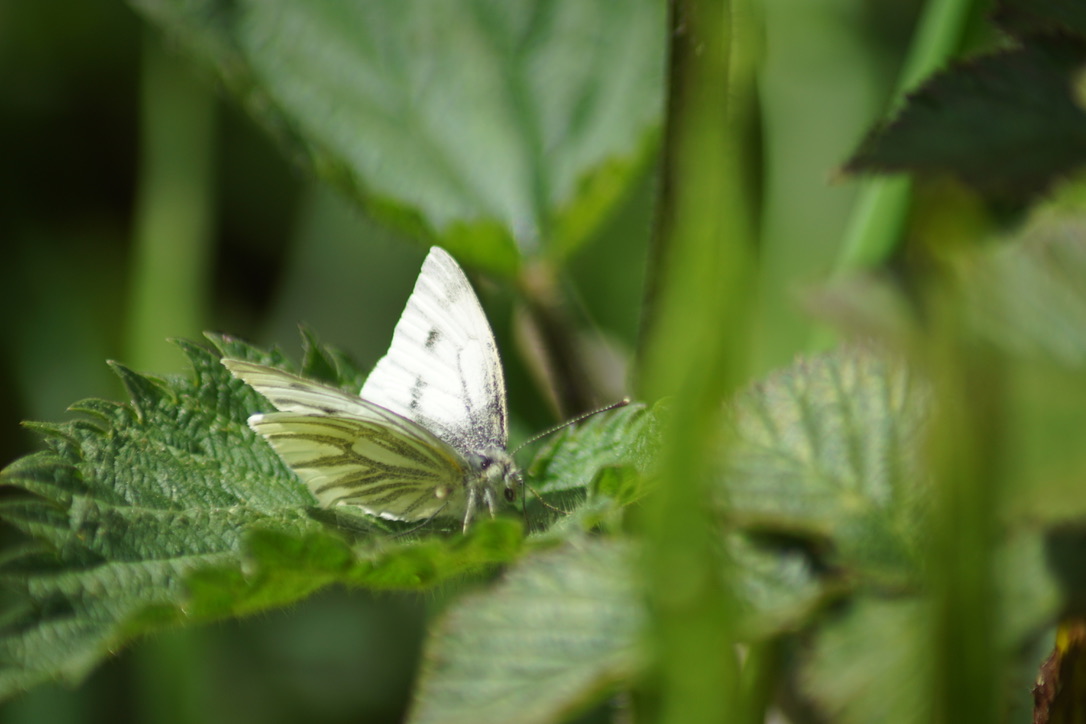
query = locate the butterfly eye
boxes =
[478,457,492,471]
[503,487,516,503]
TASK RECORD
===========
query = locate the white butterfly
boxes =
[223,246,522,533]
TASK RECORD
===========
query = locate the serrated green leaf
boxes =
[408,539,645,724]
[846,37,1086,202]
[721,348,930,586]
[522,402,659,533]
[0,341,327,696]
[529,402,659,494]
[128,0,664,269]
[0,337,529,699]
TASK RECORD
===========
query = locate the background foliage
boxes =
[4,0,1086,723]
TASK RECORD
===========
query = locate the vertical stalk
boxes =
[830,0,974,275]
[127,34,216,724]
[125,35,217,372]
[925,298,1004,724]
[637,0,756,720]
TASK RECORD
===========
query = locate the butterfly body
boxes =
[224,247,522,532]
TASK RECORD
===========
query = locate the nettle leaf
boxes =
[0,339,323,696]
[524,401,660,533]
[408,539,645,724]
[128,0,664,272]
[720,348,930,587]
[845,36,1086,202]
[0,335,655,698]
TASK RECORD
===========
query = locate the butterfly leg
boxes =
[462,488,479,533]
[483,486,500,518]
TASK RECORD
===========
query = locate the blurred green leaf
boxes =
[845,36,1086,202]
[802,598,931,724]
[727,532,831,640]
[127,0,664,272]
[950,205,1086,527]
[956,206,1086,367]
[408,539,645,724]
[720,348,930,586]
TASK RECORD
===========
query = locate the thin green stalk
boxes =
[809,0,974,353]
[925,305,1004,724]
[637,0,756,720]
[125,35,217,373]
[127,34,216,724]
[830,0,974,275]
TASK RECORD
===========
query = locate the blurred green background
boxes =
[0,0,965,721]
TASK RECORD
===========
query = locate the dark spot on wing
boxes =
[410,376,427,410]
[425,328,440,349]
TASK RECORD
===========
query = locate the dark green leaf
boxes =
[408,539,645,724]
[128,0,665,271]
[994,0,1086,38]
[846,37,1086,202]
[721,348,930,586]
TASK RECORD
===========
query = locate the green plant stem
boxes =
[127,34,216,724]
[636,0,756,720]
[125,35,217,373]
[832,0,974,274]
[925,306,1004,724]
[811,0,974,351]
[517,258,605,417]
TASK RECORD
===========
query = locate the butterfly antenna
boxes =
[511,397,631,456]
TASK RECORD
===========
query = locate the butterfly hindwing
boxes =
[360,247,509,459]
[224,359,467,521]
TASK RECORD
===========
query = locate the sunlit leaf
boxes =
[128,0,665,271]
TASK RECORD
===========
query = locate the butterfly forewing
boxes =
[224,359,467,522]
[360,247,509,458]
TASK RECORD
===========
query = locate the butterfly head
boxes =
[468,446,523,506]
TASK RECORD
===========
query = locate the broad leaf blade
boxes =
[129,0,665,270]
[408,539,645,724]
